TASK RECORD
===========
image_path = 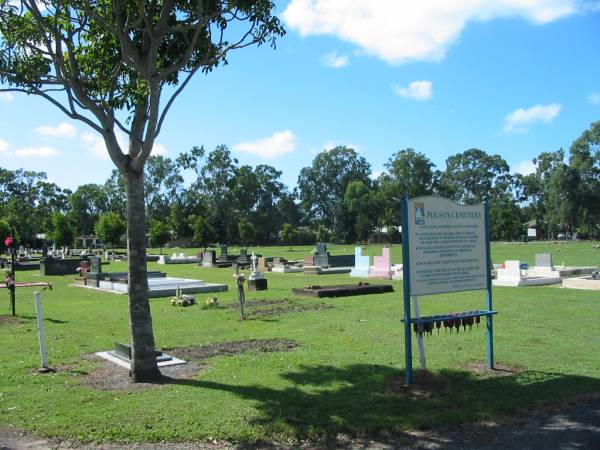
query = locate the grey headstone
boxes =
[316,243,327,255]
[535,253,553,268]
[89,256,102,273]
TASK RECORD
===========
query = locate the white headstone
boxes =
[497,260,522,282]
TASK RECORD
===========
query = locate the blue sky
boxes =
[1,0,599,191]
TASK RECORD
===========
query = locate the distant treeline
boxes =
[1,121,599,249]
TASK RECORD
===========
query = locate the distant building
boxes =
[524,220,545,241]
[75,235,103,249]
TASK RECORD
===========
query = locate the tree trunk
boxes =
[124,169,161,382]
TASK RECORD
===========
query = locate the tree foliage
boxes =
[297,146,371,239]
[49,213,75,248]
[149,220,171,253]
[95,212,126,251]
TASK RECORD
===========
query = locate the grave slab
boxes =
[293,283,394,298]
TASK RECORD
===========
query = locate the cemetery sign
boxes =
[401,195,495,386]
[406,196,487,296]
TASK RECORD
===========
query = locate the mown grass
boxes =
[0,245,599,444]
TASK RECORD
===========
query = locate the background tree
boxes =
[0,0,284,381]
[145,156,183,223]
[189,215,216,249]
[149,221,171,255]
[569,121,600,238]
[280,223,299,250]
[49,213,75,251]
[0,219,11,255]
[297,146,371,239]
[96,213,126,254]
[382,149,435,198]
[69,184,108,235]
[438,148,510,203]
[238,218,256,247]
[316,224,330,243]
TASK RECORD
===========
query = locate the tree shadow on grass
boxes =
[18,314,68,324]
[170,364,600,447]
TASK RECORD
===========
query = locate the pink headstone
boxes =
[369,246,393,279]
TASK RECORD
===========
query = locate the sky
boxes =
[1,0,599,191]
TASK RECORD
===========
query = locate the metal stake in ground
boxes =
[233,271,246,320]
[34,289,54,373]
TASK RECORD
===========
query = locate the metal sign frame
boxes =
[401,195,495,385]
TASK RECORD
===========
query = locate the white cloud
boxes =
[0,92,14,102]
[322,140,337,151]
[81,132,111,160]
[151,143,168,156]
[503,103,561,132]
[81,132,166,159]
[371,169,384,179]
[588,92,600,104]
[392,80,433,100]
[283,1,578,64]
[233,130,297,159]
[513,160,537,176]
[36,122,77,138]
[321,51,349,68]
[0,139,9,154]
[14,146,60,158]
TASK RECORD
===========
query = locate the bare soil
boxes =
[224,298,334,318]
[63,338,300,392]
[0,315,22,325]
[165,338,300,360]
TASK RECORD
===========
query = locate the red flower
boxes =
[4,236,13,248]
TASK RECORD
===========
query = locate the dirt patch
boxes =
[65,339,299,392]
[166,338,300,361]
[0,315,22,325]
[387,369,452,398]
[387,363,524,398]
[225,298,334,318]
[464,362,523,376]
[68,355,208,392]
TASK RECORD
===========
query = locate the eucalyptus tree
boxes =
[570,121,600,238]
[297,146,371,232]
[0,0,284,381]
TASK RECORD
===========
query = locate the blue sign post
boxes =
[401,195,496,385]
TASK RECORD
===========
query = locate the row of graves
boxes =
[350,246,403,280]
[73,256,228,297]
[201,245,252,268]
[492,253,599,289]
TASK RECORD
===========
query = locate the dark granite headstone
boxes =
[40,257,85,275]
[248,278,268,291]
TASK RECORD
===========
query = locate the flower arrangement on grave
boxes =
[169,286,196,307]
[204,296,219,308]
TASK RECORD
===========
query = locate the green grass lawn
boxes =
[1,245,599,444]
